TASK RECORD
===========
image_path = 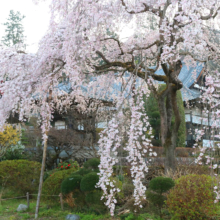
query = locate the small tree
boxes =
[0,125,20,158]
[1,10,26,49]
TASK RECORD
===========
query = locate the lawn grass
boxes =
[0,197,161,220]
[0,197,122,220]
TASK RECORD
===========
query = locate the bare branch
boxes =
[101,38,124,55]
[127,40,159,54]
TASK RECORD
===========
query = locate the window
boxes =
[55,120,66,130]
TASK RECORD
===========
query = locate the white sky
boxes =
[0,0,50,53]
[0,0,134,53]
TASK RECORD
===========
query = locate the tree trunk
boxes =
[164,130,177,172]
[158,86,181,173]
[35,132,48,219]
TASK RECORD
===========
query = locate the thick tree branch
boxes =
[200,7,220,20]
[96,51,110,64]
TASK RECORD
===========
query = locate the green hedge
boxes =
[0,159,41,195]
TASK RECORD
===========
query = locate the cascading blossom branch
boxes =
[194,74,220,203]
[97,116,123,216]
[125,86,154,208]
[97,84,155,215]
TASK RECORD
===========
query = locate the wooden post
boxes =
[59,193,64,211]
[27,192,29,209]
[35,133,48,219]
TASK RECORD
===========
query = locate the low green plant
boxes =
[147,176,175,218]
[166,174,217,220]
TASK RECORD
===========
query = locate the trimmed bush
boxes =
[61,174,82,195]
[149,176,175,194]
[83,158,100,170]
[0,160,41,194]
[42,167,78,203]
[166,174,217,220]
[147,176,174,218]
[80,172,99,192]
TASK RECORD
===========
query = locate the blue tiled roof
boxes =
[154,62,204,101]
[56,62,204,102]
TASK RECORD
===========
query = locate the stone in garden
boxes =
[66,214,80,220]
[17,204,28,212]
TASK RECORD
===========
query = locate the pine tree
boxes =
[1,10,26,49]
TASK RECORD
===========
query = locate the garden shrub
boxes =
[166,174,217,220]
[80,172,99,192]
[83,158,100,170]
[61,174,82,195]
[147,176,174,217]
[42,167,78,203]
[0,159,41,195]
